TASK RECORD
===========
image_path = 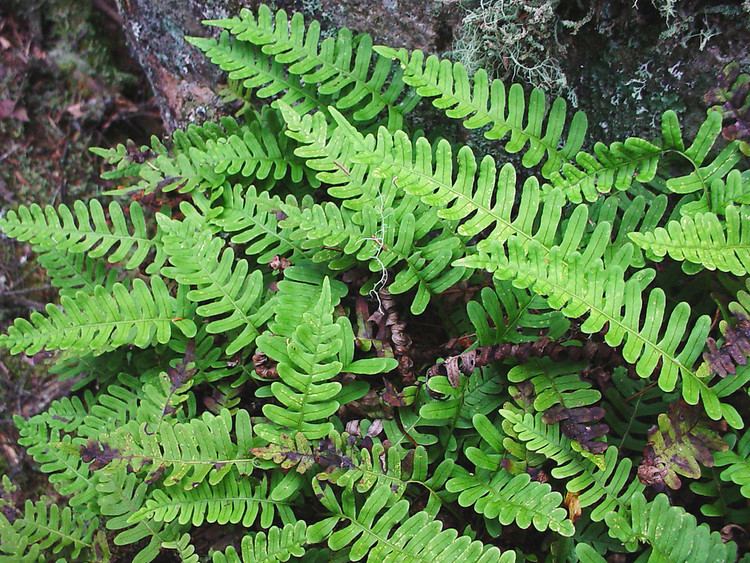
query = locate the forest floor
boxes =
[0,0,160,480]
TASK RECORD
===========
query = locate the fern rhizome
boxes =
[1,4,750,562]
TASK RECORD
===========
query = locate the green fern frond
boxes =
[255,278,346,440]
[662,110,744,195]
[0,500,99,561]
[217,185,307,264]
[446,468,575,536]
[465,234,717,416]
[679,169,750,216]
[374,49,741,204]
[467,283,570,345]
[265,263,347,339]
[374,46,587,179]
[189,31,328,119]
[107,408,256,488]
[158,213,271,354]
[605,493,736,562]
[289,106,716,415]
[97,109,314,194]
[419,372,505,429]
[96,467,180,563]
[130,470,299,528]
[38,249,122,298]
[211,522,308,563]
[629,204,750,275]
[501,409,643,522]
[311,482,515,562]
[15,420,98,507]
[203,5,419,130]
[163,533,200,563]
[279,194,467,313]
[549,109,741,203]
[0,277,196,355]
[715,430,750,498]
[507,359,601,412]
[0,199,163,272]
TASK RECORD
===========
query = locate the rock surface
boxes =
[116,0,750,150]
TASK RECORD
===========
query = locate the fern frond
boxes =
[549,109,741,203]
[375,46,587,179]
[96,467,179,563]
[189,31,328,118]
[279,193,467,313]
[107,409,256,488]
[502,409,644,522]
[507,359,601,412]
[605,493,736,562]
[311,482,515,562]
[130,470,299,528]
[374,50,741,204]
[447,468,574,536]
[715,429,750,498]
[255,278,346,439]
[419,372,505,429]
[680,169,750,216]
[466,234,718,416]
[163,533,200,563]
[15,420,98,507]
[211,522,308,563]
[629,204,750,275]
[217,185,307,264]
[0,500,99,561]
[204,5,419,129]
[0,277,196,355]
[158,213,270,354]
[467,283,569,345]
[0,199,163,272]
[38,249,121,298]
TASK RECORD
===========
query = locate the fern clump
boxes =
[1,4,749,561]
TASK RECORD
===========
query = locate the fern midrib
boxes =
[37,314,175,338]
[494,291,535,343]
[119,451,255,467]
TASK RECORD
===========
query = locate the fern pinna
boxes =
[0,3,748,562]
